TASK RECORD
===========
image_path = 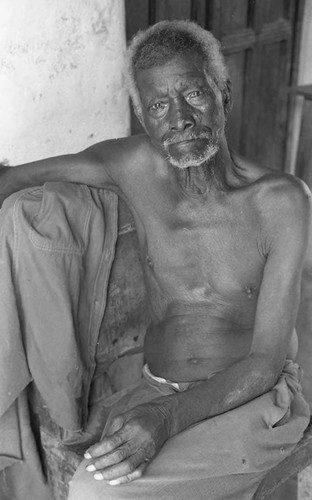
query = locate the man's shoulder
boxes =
[247,171,311,245]
[99,132,152,151]
[94,133,157,170]
[233,154,311,210]
[232,154,311,231]
[252,170,311,213]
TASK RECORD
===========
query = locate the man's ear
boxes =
[134,106,143,125]
[222,79,233,115]
[134,105,148,133]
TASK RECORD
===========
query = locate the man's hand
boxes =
[84,401,172,486]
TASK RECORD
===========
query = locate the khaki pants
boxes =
[69,361,310,500]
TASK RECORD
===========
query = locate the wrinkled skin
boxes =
[84,401,171,485]
[136,52,227,169]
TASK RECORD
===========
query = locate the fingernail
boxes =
[84,452,92,459]
[94,472,104,481]
[108,479,120,486]
[86,464,96,472]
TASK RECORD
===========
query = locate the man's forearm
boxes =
[0,151,112,207]
[158,353,279,438]
[0,145,119,207]
[0,155,78,205]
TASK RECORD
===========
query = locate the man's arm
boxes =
[0,152,109,206]
[84,176,311,485]
[0,135,147,206]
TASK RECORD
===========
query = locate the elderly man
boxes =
[0,20,311,500]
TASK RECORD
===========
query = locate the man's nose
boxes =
[169,100,195,132]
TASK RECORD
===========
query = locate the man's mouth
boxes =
[163,130,213,149]
[171,138,198,145]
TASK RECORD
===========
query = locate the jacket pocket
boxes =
[29,182,92,254]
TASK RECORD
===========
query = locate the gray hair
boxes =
[125,20,231,120]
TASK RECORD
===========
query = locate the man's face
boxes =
[136,51,226,169]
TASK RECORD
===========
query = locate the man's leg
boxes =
[68,361,309,500]
[68,403,271,500]
[69,457,264,500]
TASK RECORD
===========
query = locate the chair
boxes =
[254,416,312,499]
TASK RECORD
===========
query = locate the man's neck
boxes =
[174,146,233,197]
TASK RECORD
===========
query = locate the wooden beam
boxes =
[221,19,292,56]
[148,0,156,25]
[205,0,221,37]
[257,19,292,44]
[190,0,198,21]
[221,28,256,54]
[287,85,312,100]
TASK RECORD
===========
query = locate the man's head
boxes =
[125,21,232,168]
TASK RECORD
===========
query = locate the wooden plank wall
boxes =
[125,0,302,172]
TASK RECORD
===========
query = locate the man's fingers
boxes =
[85,420,126,459]
[87,443,133,471]
[85,435,123,458]
[93,456,139,481]
[93,454,148,486]
[90,449,148,482]
[107,463,147,486]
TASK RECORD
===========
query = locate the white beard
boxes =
[165,141,219,169]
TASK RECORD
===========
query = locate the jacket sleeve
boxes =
[0,191,32,420]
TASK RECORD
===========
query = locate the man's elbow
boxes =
[248,351,283,394]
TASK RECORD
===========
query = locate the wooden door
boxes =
[125,0,304,171]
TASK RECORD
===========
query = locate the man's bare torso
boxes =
[143,185,264,381]
[109,140,298,382]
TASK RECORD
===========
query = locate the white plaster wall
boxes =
[0,0,129,165]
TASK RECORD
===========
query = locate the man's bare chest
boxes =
[136,190,266,303]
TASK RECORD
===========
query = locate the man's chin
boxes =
[166,144,219,169]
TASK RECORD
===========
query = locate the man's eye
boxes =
[151,102,166,111]
[187,90,204,101]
